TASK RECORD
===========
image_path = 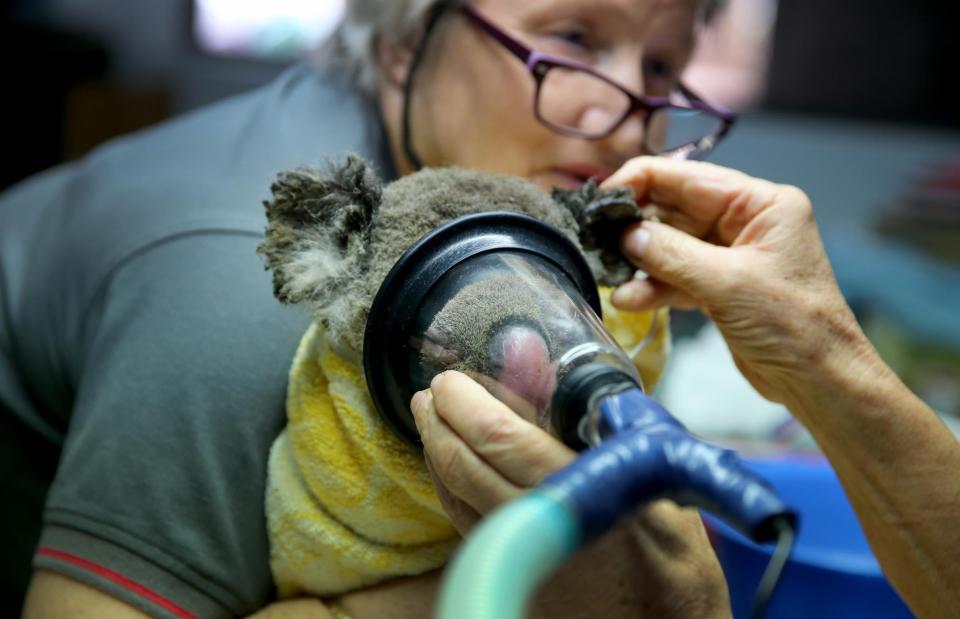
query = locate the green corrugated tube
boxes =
[435,489,581,619]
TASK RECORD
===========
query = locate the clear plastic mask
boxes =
[407,251,640,431]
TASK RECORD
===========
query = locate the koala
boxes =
[258,154,641,361]
[258,157,661,598]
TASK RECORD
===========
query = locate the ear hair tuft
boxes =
[258,154,383,306]
[552,180,642,286]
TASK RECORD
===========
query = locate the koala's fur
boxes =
[258,155,641,360]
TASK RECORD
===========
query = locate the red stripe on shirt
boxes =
[36,546,198,619]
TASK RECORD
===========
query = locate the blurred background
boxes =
[2,0,958,432]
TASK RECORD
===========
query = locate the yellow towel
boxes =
[266,289,670,598]
[599,288,671,390]
[266,321,459,597]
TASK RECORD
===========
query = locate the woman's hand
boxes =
[604,157,960,619]
[411,371,730,618]
[602,156,867,410]
[411,370,575,535]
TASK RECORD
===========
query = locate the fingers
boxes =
[611,277,699,311]
[412,371,576,507]
[617,220,732,305]
[430,371,576,485]
[422,454,482,534]
[412,388,521,514]
[601,156,783,245]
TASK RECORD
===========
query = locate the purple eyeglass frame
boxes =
[461,4,738,157]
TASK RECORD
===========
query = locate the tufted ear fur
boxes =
[258,154,382,310]
[552,180,642,286]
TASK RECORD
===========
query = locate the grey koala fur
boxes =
[420,271,559,380]
[552,180,642,285]
[259,155,641,360]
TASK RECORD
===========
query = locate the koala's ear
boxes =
[259,154,383,305]
[552,180,641,286]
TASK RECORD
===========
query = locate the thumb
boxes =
[621,221,727,300]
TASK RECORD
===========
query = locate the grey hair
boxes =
[317,0,727,100]
[315,0,460,99]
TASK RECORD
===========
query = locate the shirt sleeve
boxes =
[33,231,311,618]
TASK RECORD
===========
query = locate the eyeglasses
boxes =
[461,5,737,160]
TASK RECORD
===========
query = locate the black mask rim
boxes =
[362,211,601,446]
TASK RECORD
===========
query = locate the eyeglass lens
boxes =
[537,68,725,155]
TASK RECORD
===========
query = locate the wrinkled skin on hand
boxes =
[604,156,960,619]
[605,157,860,410]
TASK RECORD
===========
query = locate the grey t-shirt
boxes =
[0,65,395,618]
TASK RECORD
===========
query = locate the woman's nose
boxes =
[600,109,647,160]
[597,59,648,158]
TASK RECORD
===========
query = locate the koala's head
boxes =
[258,155,640,360]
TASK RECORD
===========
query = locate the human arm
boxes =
[604,156,960,618]
[20,232,312,618]
[21,571,155,619]
[22,571,336,619]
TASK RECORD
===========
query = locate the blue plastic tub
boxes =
[703,453,913,618]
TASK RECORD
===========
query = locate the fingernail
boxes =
[624,226,650,259]
[430,372,447,390]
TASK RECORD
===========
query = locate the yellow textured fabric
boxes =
[267,323,459,597]
[325,600,354,619]
[267,290,669,598]
[598,287,671,391]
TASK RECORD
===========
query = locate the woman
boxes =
[11,1,731,617]
[14,1,956,618]
[265,1,734,616]
[341,0,959,616]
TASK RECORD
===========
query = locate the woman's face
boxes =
[380,0,701,192]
